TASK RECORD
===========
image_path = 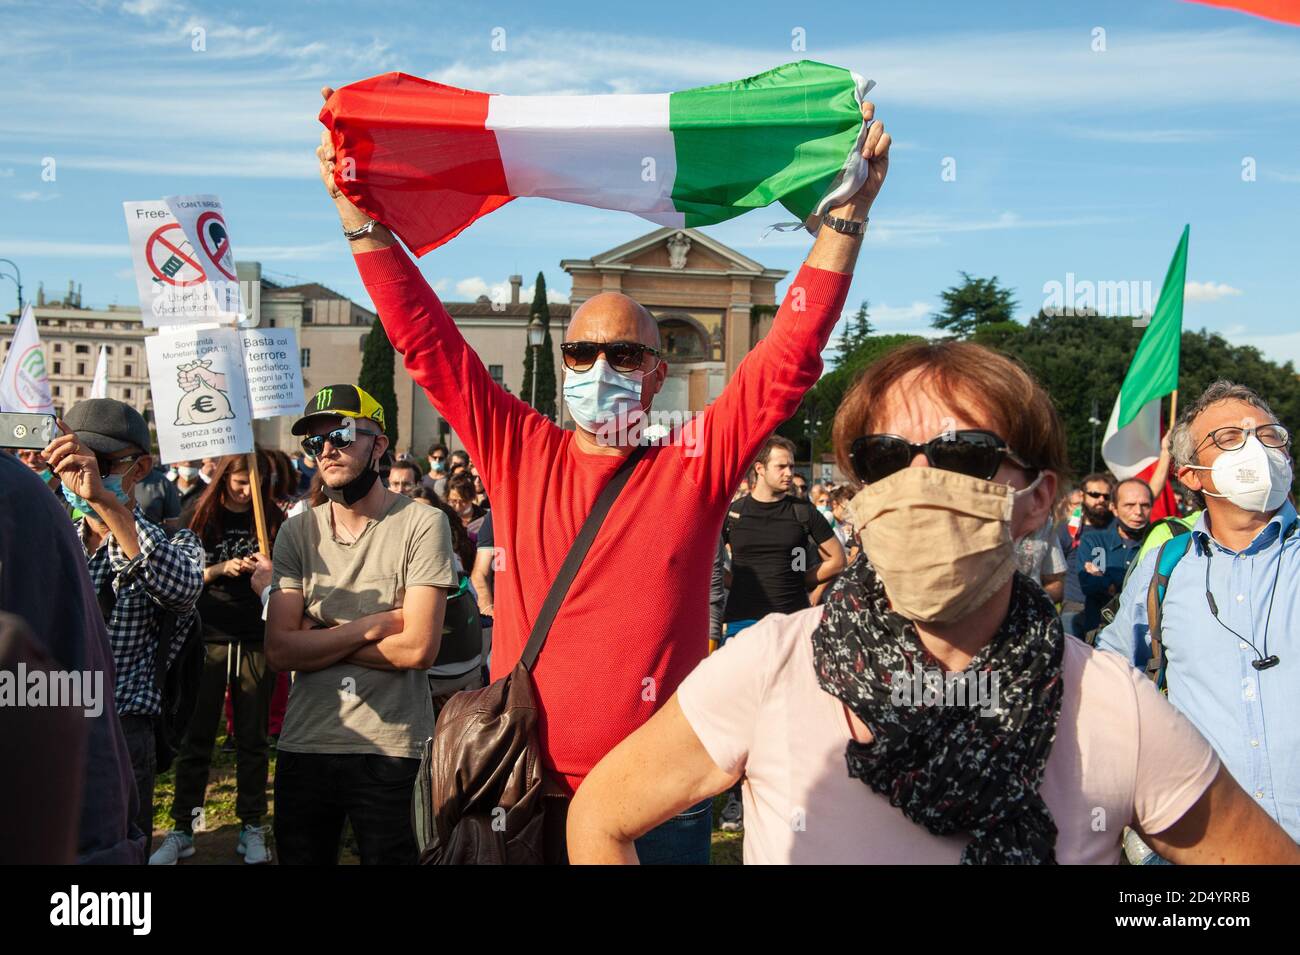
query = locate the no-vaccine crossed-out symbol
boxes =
[145,223,207,287]
[196,210,238,282]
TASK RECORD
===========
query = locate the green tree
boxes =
[358,316,399,451]
[837,299,875,365]
[932,272,1018,338]
[780,332,924,459]
[521,272,558,419]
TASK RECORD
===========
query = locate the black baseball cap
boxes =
[291,384,387,435]
[64,398,152,455]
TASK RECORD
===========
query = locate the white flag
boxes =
[90,345,109,399]
[0,305,55,414]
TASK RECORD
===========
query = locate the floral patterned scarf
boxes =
[811,556,1065,864]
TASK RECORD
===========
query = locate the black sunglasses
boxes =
[560,340,661,373]
[1083,490,1111,502]
[850,430,1037,485]
[300,425,378,458]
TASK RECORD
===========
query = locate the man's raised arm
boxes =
[685,102,891,498]
[316,87,553,475]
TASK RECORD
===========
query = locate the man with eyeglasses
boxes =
[423,442,449,497]
[41,398,205,856]
[1057,473,1116,637]
[316,89,890,862]
[1099,379,1300,843]
[265,384,458,864]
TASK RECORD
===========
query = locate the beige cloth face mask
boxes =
[849,466,1040,624]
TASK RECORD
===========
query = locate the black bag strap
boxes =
[520,444,648,672]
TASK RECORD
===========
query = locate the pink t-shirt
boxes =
[677,606,1220,864]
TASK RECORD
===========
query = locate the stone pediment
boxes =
[561,227,781,278]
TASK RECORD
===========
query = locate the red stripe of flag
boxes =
[320,73,514,255]
[1185,0,1300,26]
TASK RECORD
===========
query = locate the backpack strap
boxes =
[1144,532,1194,691]
[519,445,648,672]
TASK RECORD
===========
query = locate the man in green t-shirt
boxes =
[266,384,457,864]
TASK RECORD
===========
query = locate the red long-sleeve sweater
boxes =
[356,244,850,793]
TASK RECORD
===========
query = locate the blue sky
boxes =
[2,0,1299,370]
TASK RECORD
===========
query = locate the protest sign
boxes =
[123,200,238,327]
[241,328,304,420]
[145,326,254,464]
[164,194,245,319]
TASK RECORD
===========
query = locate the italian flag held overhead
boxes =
[320,60,874,255]
[1101,226,1189,488]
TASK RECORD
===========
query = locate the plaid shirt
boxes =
[77,505,205,718]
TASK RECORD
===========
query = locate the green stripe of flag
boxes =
[1117,225,1188,429]
[667,60,863,227]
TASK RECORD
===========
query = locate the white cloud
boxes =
[1184,280,1243,302]
[427,27,1300,111]
[870,301,932,325]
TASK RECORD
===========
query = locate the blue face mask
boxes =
[563,359,645,433]
[62,474,132,522]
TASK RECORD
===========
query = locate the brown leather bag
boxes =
[413,446,647,864]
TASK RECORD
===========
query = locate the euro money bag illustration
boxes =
[175,358,236,426]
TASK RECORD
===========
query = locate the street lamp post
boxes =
[0,258,22,316]
[804,413,822,484]
[528,314,545,411]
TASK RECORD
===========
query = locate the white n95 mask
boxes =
[1186,436,1292,514]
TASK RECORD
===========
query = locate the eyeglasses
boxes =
[560,340,661,373]
[850,430,1036,485]
[1084,490,1111,502]
[95,452,142,479]
[1195,423,1290,455]
[300,425,378,458]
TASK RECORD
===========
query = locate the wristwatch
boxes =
[822,213,868,236]
[343,218,379,241]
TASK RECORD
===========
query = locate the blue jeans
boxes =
[634,798,713,864]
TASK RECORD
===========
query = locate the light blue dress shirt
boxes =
[1096,500,1300,841]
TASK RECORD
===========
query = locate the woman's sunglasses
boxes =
[560,340,661,373]
[850,429,1037,485]
[300,423,379,458]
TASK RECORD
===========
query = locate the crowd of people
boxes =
[2,95,1296,866]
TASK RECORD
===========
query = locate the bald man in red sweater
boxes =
[317,91,891,862]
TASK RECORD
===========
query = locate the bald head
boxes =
[567,292,661,349]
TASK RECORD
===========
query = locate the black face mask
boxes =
[320,438,380,506]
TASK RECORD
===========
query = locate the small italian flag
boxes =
[1101,226,1188,509]
[320,60,873,255]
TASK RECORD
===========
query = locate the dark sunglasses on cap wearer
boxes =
[850,429,1038,485]
[560,340,661,374]
[94,451,143,479]
[300,422,380,458]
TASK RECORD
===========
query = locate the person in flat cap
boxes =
[43,397,205,858]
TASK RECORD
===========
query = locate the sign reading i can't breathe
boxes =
[146,326,254,464]
[241,328,304,419]
[123,200,237,327]
[164,194,244,317]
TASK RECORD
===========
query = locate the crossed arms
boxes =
[264,585,447,673]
